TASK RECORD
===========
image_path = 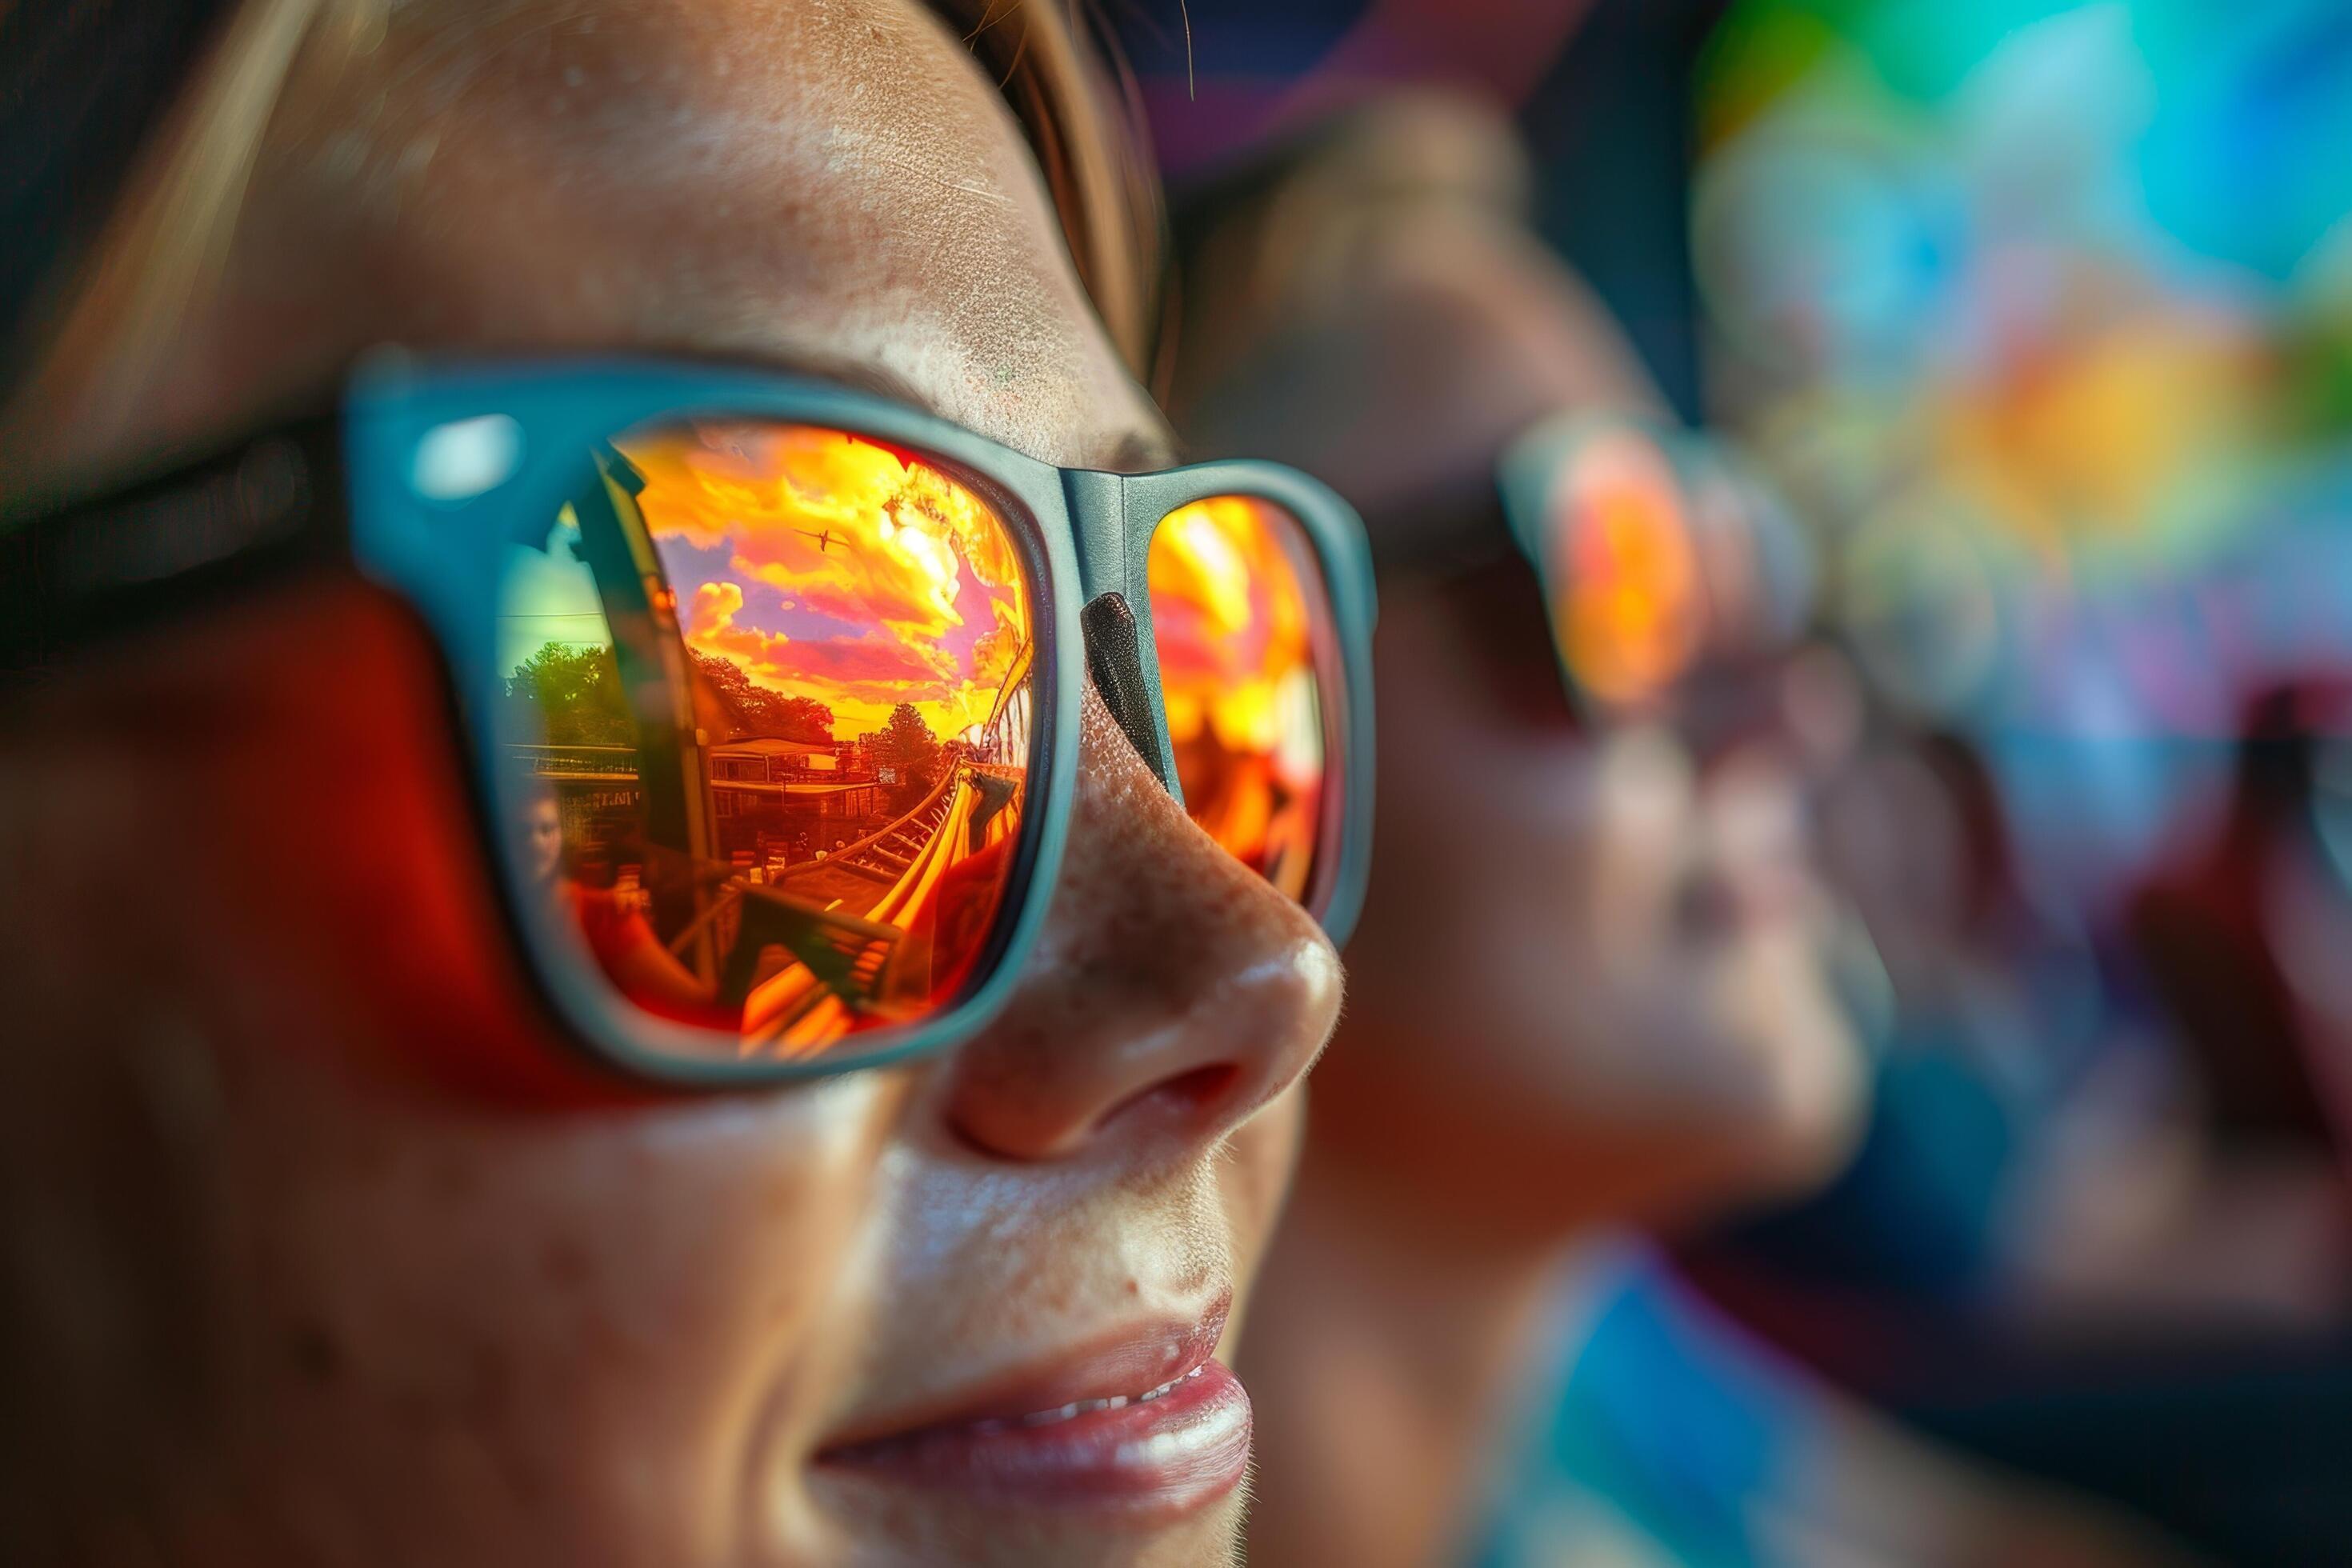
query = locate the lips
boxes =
[815,1296,1251,1518]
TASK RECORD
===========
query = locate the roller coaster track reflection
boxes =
[513,746,1023,1059]
[724,764,1021,1058]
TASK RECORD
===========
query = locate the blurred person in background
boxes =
[1168,92,2194,1568]
[0,1,1366,1564]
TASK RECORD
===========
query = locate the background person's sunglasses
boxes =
[1499,411,1816,723]
[0,357,1376,1087]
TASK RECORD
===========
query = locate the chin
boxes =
[1669,1090,1870,1227]
[1547,1073,1866,1236]
[1750,1032,1870,1199]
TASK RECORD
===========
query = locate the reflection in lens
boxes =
[493,423,1036,1064]
[1543,429,1705,707]
[1148,495,1334,905]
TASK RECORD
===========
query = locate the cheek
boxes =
[1219,1086,1305,1348]
[4,582,917,1549]
[1224,1086,1304,1278]
[1353,620,1608,1011]
[1,593,486,1071]
[170,584,642,1104]
[1369,602,1589,881]
[220,1062,903,1557]
[10,580,658,1116]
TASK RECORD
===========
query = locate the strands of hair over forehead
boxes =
[7,0,387,461]
[930,0,1169,382]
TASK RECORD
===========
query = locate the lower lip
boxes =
[817,1361,1253,1518]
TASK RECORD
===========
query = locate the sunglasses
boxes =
[0,357,1375,1086]
[1498,412,1814,720]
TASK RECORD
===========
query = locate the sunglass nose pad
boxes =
[1079,590,1178,797]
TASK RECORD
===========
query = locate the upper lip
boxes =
[815,1292,1234,1455]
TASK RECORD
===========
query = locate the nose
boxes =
[940,689,1342,1163]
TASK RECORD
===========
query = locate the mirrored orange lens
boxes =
[492,422,1037,1065]
[1147,495,1335,906]
[1542,427,1706,708]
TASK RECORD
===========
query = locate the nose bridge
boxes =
[938,690,1342,1165]
[1062,468,1130,600]
[1064,467,1181,794]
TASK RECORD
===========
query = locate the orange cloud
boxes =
[688,580,745,638]
[621,422,1026,643]
[678,549,974,737]
[621,422,1037,742]
[967,596,1027,700]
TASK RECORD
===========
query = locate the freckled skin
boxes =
[0,2,1337,1565]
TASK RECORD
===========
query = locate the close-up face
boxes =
[1174,101,1861,1232]
[0,2,1341,1564]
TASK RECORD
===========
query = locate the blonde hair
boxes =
[9,0,1163,458]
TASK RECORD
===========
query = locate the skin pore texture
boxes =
[0,2,1335,1564]
[1175,94,2181,1568]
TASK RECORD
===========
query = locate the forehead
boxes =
[162,0,1166,470]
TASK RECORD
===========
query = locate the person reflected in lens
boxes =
[1170,93,2194,1568]
[0,3,1342,1564]
[510,776,718,1021]
[520,785,568,886]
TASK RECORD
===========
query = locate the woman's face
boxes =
[0,3,1338,1564]
[1178,141,1860,1234]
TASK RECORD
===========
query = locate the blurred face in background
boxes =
[0,2,1339,1564]
[1339,574,1862,1228]
[1175,95,1862,1237]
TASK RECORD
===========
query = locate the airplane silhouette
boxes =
[797,527,842,554]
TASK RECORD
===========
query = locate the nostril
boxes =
[1094,1062,1242,1136]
